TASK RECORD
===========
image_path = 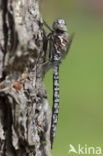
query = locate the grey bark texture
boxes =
[0,0,51,156]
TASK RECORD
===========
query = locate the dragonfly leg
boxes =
[43,20,53,32]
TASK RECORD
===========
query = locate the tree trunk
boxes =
[0,0,51,155]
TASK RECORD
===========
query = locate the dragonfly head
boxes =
[52,19,67,32]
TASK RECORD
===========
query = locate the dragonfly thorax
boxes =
[50,31,69,62]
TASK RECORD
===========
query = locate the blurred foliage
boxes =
[41,0,103,155]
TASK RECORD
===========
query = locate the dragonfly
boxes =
[43,19,74,149]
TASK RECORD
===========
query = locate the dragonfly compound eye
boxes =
[52,19,67,32]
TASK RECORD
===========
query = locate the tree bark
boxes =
[0,0,51,156]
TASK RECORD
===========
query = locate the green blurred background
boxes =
[41,0,103,155]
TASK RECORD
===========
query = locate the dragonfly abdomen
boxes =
[50,65,59,148]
